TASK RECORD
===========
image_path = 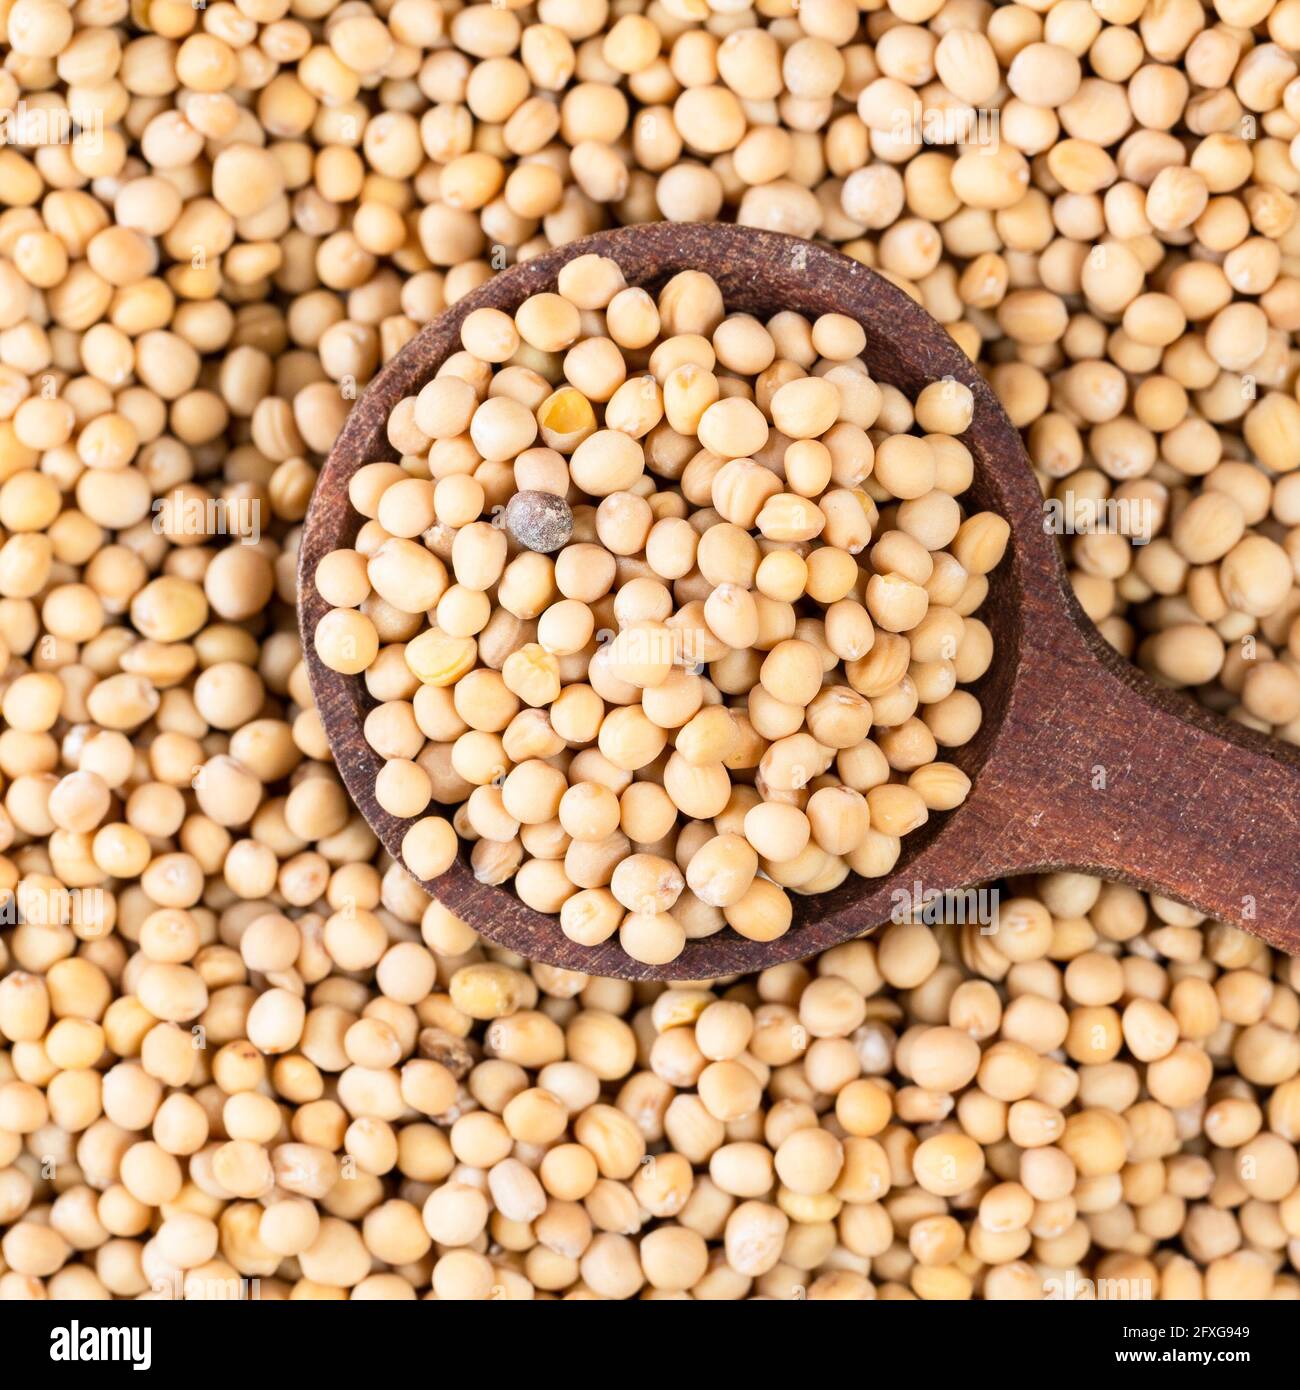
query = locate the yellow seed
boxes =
[449,962,533,1020]
[405,628,478,686]
[501,643,561,707]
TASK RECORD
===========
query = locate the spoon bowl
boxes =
[300,223,1300,978]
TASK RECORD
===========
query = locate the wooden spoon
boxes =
[299,223,1300,979]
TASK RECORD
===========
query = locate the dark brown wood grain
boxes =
[298,223,1300,979]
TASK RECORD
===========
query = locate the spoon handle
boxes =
[1003,643,1300,953]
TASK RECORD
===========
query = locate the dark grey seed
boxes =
[505,490,573,553]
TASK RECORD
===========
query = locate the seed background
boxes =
[0,0,1298,1300]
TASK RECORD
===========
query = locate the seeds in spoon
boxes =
[318,264,1009,967]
